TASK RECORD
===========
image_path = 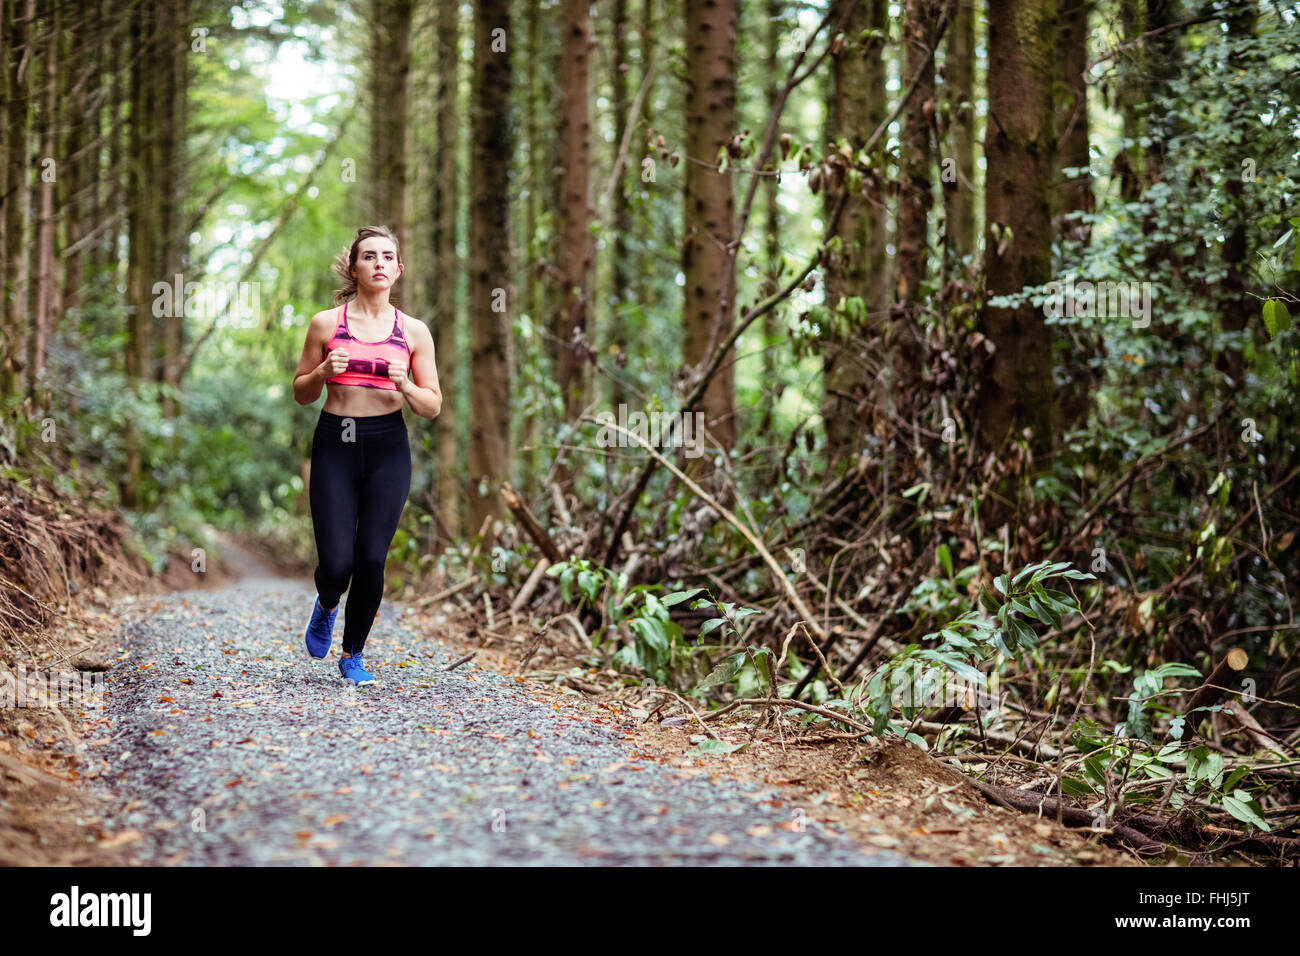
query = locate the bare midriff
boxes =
[322,382,405,417]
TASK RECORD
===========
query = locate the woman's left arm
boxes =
[393,316,442,419]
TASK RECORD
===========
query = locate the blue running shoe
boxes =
[339,652,375,686]
[304,596,338,659]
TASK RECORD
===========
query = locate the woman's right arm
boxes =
[293,311,344,405]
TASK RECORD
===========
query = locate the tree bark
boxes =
[369,0,414,256]
[468,0,513,536]
[431,0,461,552]
[30,0,56,402]
[1055,0,1093,224]
[3,0,35,400]
[156,0,187,417]
[942,0,975,262]
[823,0,888,462]
[888,0,941,437]
[1054,0,1099,434]
[759,0,782,441]
[609,0,632,412]
[978,0,1056,455]
[555,0,593,438]
[682,0,738,459]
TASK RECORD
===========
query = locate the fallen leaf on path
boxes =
[98,829,142,848]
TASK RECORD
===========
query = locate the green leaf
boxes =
[751,645,773,688]
[698,617,727,637]
[1040,589,1078,615]
[1058,569,1096,581]
[696,652,745,691]
[1222,791,1270,831]
[1060,777,1096,796]
[1012,561,1049,586]
[661,587,705,607]
[936,543,954,578]
[1186,746,1223,784]
[1009,598,1036,619]
[1028,593,1062,629]
[1007,616,1038,649]
[1263,298,1292,339]
[688,739,745,756]
[1224,766,1252,792]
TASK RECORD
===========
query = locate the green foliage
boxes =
[863,561,1096,738]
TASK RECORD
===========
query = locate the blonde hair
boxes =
[332,225,403,305]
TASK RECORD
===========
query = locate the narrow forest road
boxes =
[81,568,920,866]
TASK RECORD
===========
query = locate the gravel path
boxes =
[84,576,919,865]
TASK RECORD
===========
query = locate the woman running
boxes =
[291,225,442,686]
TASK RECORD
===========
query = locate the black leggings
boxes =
[309,409,412,654]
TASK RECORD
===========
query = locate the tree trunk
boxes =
[636,0,657,329]
[889,0,940,428]
[1054,0,1099,434]
[156,0,187,418]
[822,0,889,462]
[1055,0,1092,225]
[609,0,631,412]
[122,0,156,507]
[102,0,124,278]
[431,0,461,551]
[468,0,513,537]
[3,0,35,400]
[555,0,593,441]
[1217,1,1257,388]
[369,0,413,256]
[942,0,975,263]
[518,0,543,490]
[1113,0,1144,200]
[30,0,56,403]
[759,0,782,441]
[59,4,86,325]
[682,0,738,459]
[979,0,1055,455]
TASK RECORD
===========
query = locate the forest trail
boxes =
[80,568,918,866]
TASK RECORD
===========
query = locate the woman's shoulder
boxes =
[396,309,428,340]
[310,305,346,329]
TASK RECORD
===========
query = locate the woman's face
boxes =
[354,237,402,291]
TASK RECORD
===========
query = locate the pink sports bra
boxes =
[324,301,410,391]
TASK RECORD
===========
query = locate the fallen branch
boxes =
[444,652,476,672]
[416,574,479,608]
[510,558,552,613]
[698,696,873,735]
[501,482,563,563]
[965,777,1185,861]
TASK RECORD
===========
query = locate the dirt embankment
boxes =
[0,475,278,865]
